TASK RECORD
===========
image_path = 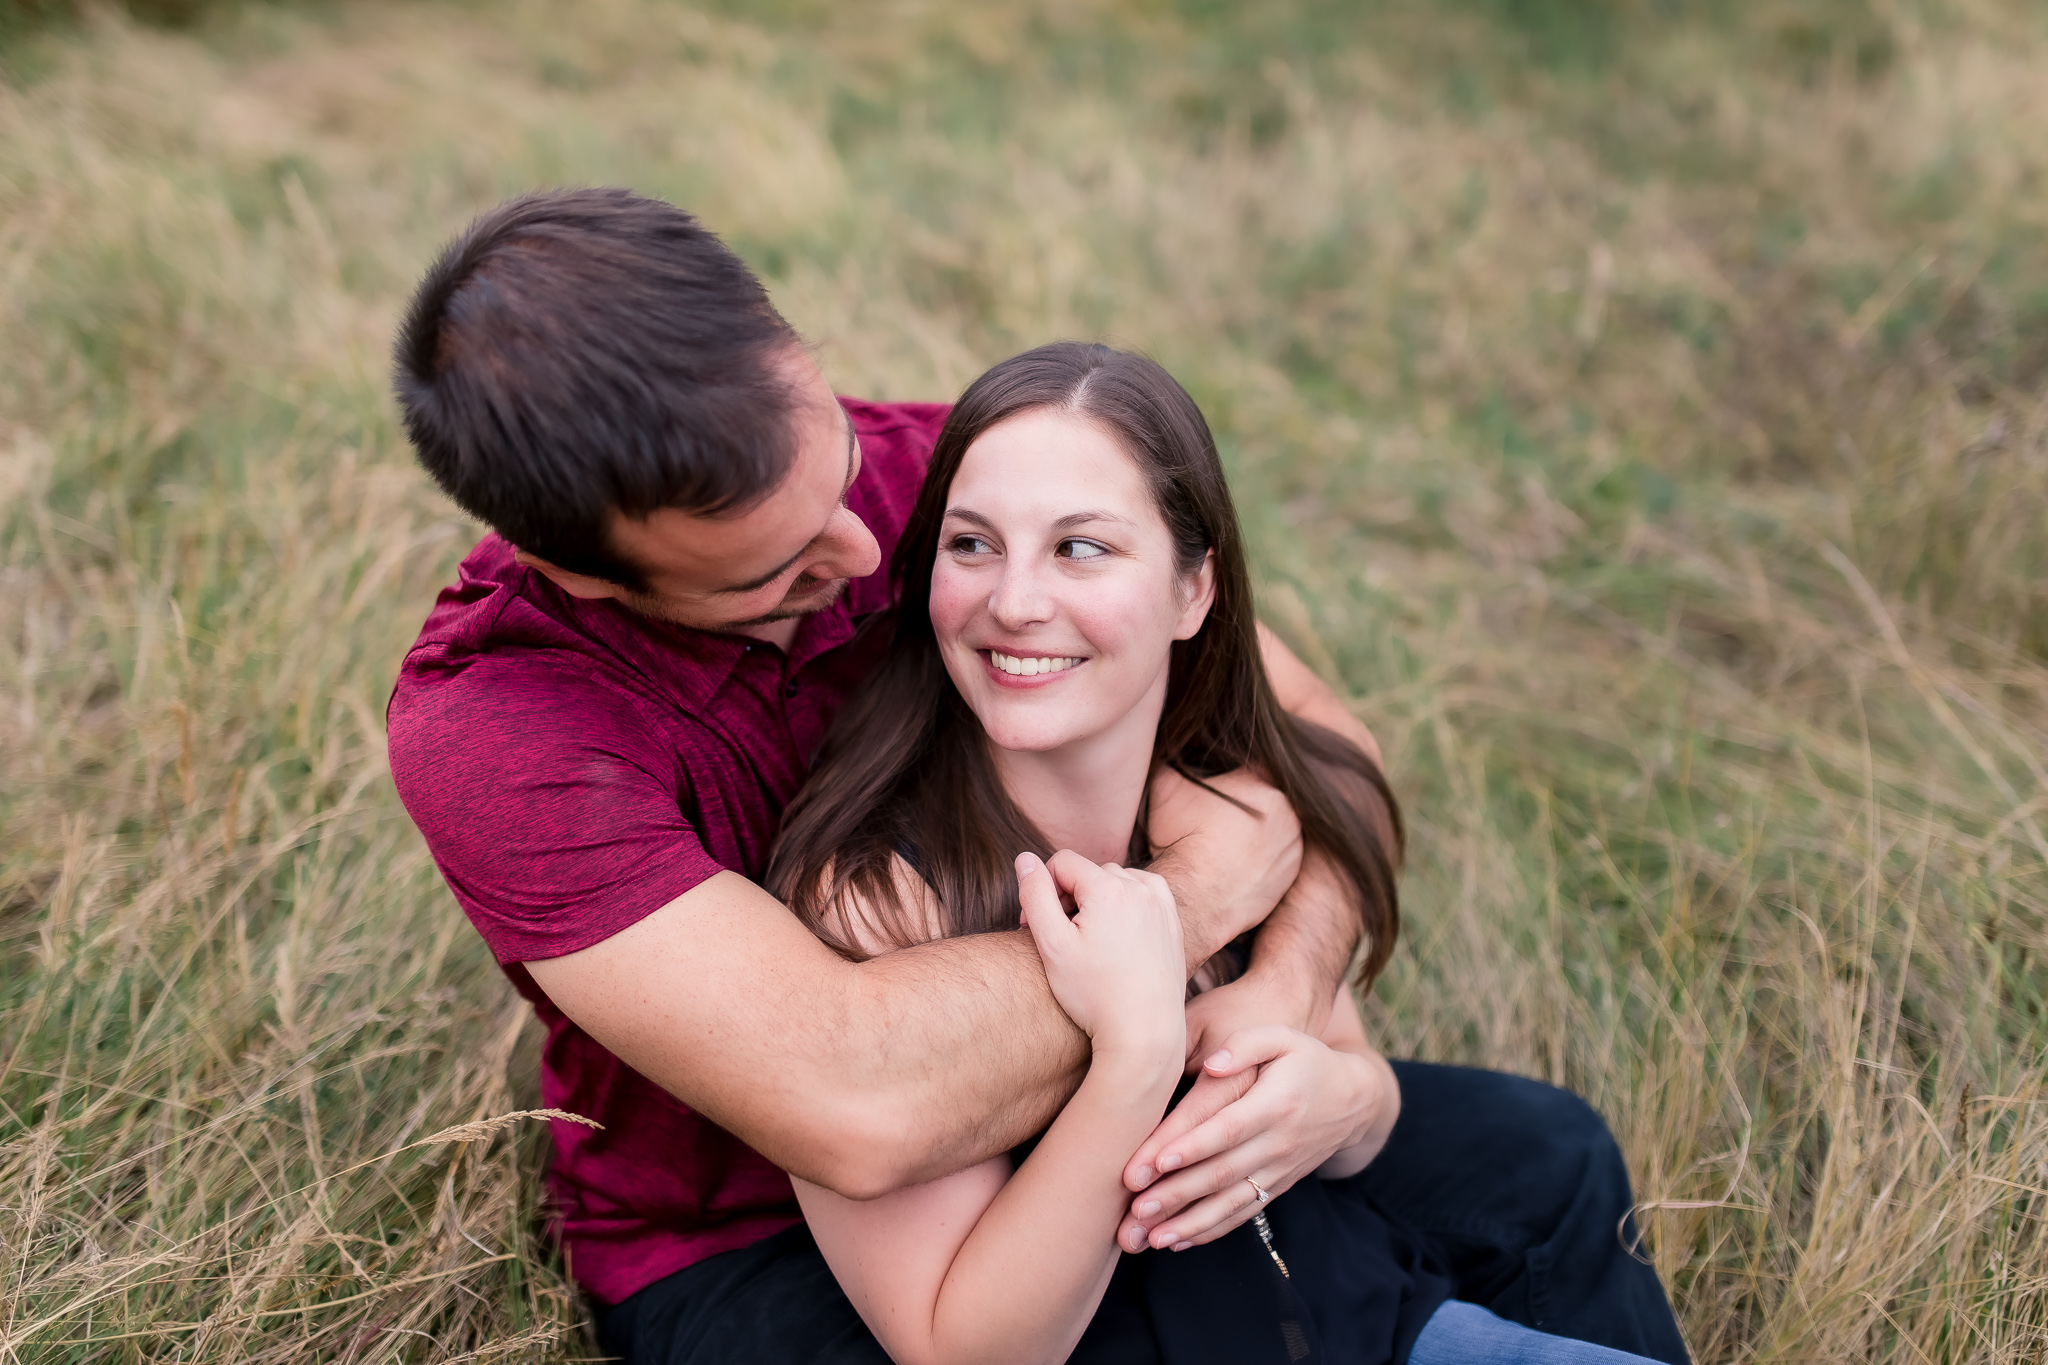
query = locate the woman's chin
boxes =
[978,721,1086,754]
[969,700,1101,754]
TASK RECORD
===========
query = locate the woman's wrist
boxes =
[1088,1033,1185,1098]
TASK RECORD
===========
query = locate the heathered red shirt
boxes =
[385,398,949,1304]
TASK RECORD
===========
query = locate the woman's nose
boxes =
[987,558,1055,629]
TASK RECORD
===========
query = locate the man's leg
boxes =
[1348,1061,1690,1365]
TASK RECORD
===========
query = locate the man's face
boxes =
[517,347,882,638]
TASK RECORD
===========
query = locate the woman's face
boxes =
[929,407,1215,756]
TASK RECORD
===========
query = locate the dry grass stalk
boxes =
[2,1,2044,1359]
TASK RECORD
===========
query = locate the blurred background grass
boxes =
[3,0,2045,1360]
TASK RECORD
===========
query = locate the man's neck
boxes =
[734,617,802,651]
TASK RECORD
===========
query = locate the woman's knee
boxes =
[1387,1063,1621,1178]
[1372,1061,1636,1245]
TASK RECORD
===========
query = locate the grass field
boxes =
[3,0,2046,1359]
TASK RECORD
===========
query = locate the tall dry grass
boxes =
[2,1,2044,1360]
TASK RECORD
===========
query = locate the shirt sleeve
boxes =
[387,651,726,964]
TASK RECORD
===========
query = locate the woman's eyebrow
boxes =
[942,508,1134,530]
[1050,510,1135,531]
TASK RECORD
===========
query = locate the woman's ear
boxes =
[1171,549,1218,640]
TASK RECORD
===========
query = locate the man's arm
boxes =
[1258,620,1384,767]
[527,871,1078,1200]
[1165,623,1388,1052]
[525,767,1299,1202]
[1115,624,1402,1251]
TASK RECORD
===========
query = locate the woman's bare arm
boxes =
[797,1046,1177,1365]
[794,854,1185,1365]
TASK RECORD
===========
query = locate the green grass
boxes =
[3,0,2045,1359]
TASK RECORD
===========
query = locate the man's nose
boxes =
[807,505,881,582]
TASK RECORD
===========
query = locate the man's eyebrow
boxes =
[942,508,1135,531]
[715,416,860,595]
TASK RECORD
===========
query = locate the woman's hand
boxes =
[1115,1023,1398,1252]
[1018,850,1187,1067]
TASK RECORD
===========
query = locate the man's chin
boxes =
[731,578,847,627]
[617,578,847,631]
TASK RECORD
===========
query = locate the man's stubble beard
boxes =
[620,575,849,630]
[732,576,849,627]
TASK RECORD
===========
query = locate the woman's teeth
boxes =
[989,651,1082,677]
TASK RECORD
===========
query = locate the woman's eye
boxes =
[1056,539,1109,561]
[948,534,994,555]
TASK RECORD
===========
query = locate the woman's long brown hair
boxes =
[765,343,1403,987]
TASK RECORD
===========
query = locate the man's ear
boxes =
[1172,549,1218,641]
[513,549,626,602]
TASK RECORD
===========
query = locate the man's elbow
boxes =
[785,1099,936,1201]
[802,1151,905,1203]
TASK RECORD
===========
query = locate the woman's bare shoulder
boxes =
[816,853,949,957]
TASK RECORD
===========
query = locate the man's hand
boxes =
[1117,1002,1400,1253]
[1147,766,1301,969]
[1183,969,1328,1075]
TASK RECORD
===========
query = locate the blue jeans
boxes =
[1412,1301,1662,1364]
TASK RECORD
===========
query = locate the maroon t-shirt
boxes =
[386,398,950,1304]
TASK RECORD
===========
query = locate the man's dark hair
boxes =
[393,187,802,586]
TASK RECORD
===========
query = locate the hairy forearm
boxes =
[824,930,1089,1191]
[1156,625,1383,1023]
[1150,842,1263,972]
[527,878,1089,1202]
[1237,849,1360,1032]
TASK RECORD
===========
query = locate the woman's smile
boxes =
[982,649,1087,684]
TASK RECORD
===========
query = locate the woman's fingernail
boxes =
[1158,1153,1181,1172]
[1137,1200,1160,1218]
[1131,1164,1154,1187]
[1015,852,1043,876]
[1205,1050,1231,1070]
[1173,1241,1193,1252]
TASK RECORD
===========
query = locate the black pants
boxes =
[596,1061,1691,1365]
[1364,1062,1688,1362]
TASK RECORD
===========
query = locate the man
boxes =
[385,187,1688,1363]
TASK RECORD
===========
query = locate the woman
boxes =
[767,343,1662,1365]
